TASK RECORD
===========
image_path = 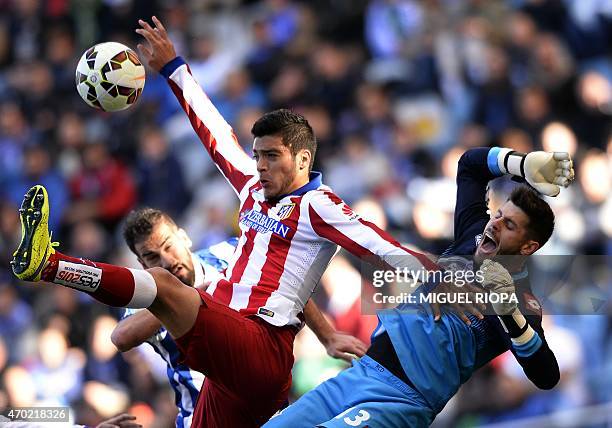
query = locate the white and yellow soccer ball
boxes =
[75,42,145,112]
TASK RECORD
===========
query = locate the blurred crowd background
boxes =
[0,0,611,426]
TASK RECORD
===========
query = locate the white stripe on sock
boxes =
[127,268,157,308]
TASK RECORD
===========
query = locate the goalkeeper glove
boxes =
[480,259,517,315]
[480,259,541,350]
[491,149,574,197]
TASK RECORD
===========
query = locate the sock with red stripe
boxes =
[41,251,157,308]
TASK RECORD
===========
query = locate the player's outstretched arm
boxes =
[136,17,257,197]
[481,260,560,389]
[306,190,485,324]
[304,300,367,362]
[111,309,162,352]
[454,147,574,245]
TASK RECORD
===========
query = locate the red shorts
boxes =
[175,289,297,427]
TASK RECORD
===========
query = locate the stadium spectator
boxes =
[5,144,68,231]
[65,142,136,229]
[0,278,33,363]
[135,125,191,218]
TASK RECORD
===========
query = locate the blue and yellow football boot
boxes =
[10,185,59,281]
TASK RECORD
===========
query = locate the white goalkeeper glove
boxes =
[493,149,575,197]
[480,259,517,315]
[480,260,542,348]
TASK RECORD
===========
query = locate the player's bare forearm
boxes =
[111,310,162,352]
[304,299,334,343]
[304,300,367,362]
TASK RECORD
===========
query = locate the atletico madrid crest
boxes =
[277,203,296,220]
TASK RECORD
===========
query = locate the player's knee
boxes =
[110,325,133,352]
[145,267,184,313]
[147,266,173,282]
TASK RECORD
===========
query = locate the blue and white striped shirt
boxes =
[122,238,238,427]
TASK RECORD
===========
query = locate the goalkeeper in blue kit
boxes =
[263,147,574,427]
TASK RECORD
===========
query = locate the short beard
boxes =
[267,162,298,201]
[177,270,195,287]
[497,243,523,256]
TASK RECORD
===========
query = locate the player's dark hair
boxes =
[251,109,317,170]
[508,186,555,248]
[123,208,177,254]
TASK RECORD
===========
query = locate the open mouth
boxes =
[479,230,499,255]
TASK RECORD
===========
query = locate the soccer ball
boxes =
[75,42,145,112]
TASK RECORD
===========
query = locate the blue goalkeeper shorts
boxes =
[262,355,435,428]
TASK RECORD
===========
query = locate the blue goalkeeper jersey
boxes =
[122,238,238,427]
[375,148,547,413]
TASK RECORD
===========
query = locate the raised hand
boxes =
[135,16,177,72]
[523,151,574,197]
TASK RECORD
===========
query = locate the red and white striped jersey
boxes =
[162,57,438,326]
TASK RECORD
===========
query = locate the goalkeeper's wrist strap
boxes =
[499,308,535,343]
[499,308,542,356]
[489,148,527,178]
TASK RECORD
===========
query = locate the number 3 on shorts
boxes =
[335,406,371,426]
